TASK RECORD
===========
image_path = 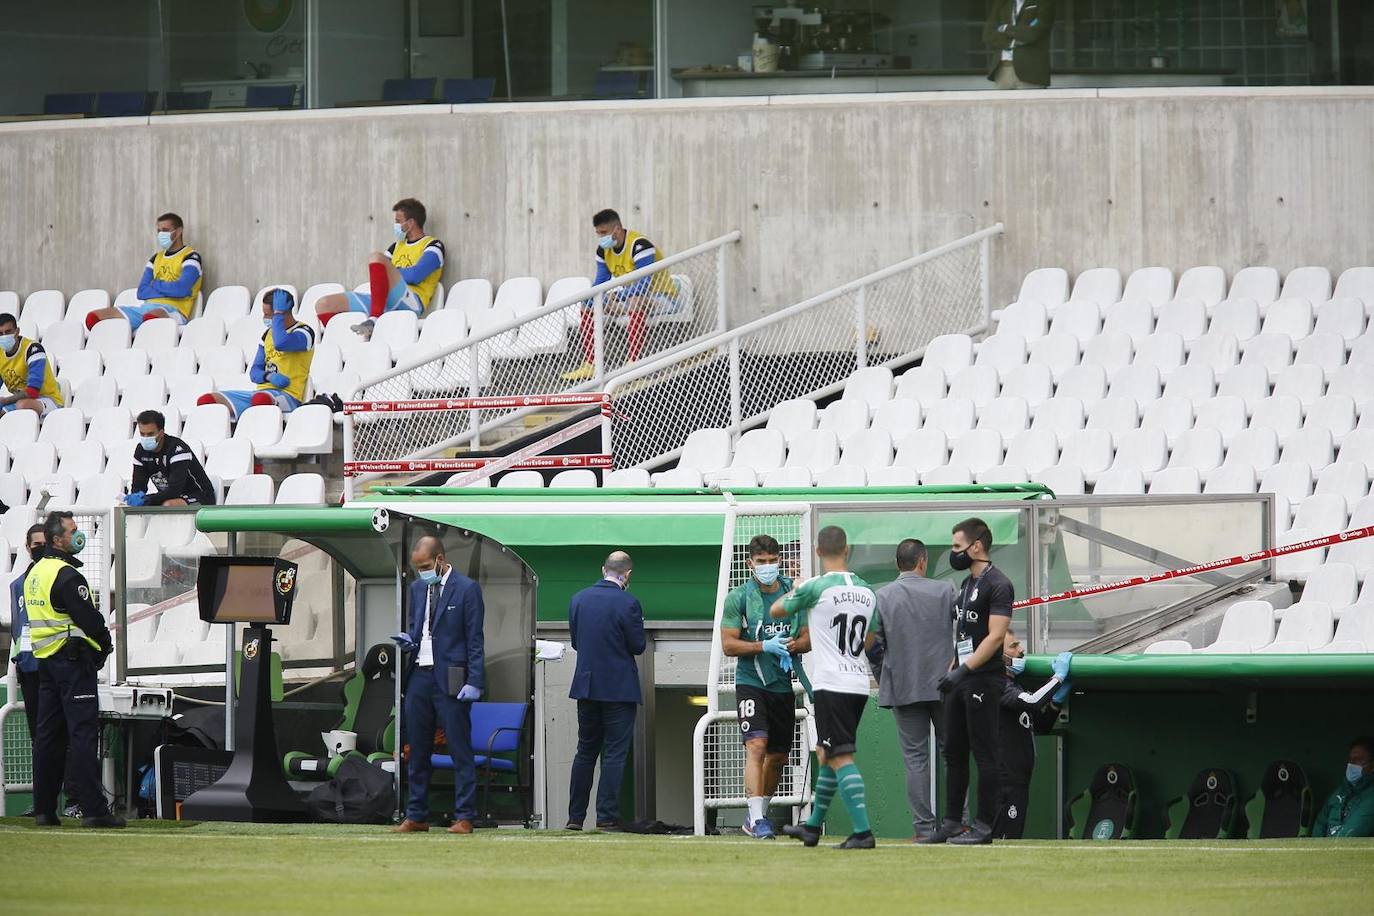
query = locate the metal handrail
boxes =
[599,223,1004,464]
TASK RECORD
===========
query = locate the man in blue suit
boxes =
[10,524,45,817]
[566,550,646,831]
[391,535,485,834]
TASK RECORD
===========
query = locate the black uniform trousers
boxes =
[942,670,1001,826]
[33,646,110,819]
[994,779,1031,838]
[16,665,77,802]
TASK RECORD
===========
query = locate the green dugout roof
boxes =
[1022,653,1374,688]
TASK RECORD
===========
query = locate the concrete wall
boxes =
[3,87,1374,323]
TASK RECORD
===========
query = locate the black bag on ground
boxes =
[306,756,396,824]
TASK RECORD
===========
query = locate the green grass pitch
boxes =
[1,819,1370,914]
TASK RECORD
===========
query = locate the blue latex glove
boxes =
[761,635,790,660]
[457,684,481,702]
[779,653,793,674]
[271,288,293,314]
[1052,678,1072,705]
[124,491,147,507]
[1052,651,1073,679]
[390,632,416,651]
[267,372,290,389]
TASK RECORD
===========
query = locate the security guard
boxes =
[27,511,125,828]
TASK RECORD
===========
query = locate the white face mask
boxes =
[393,222,406,240]
[1348,763,1367,785]
[0,333,16,354]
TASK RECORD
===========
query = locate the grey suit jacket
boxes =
[873,573,957,707]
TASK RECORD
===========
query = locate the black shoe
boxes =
[565,821,583,831]
[63,803,83,819]
[19,806,35,818]
[781,823,822,847]
[81,813,127,829]
[948,819,994,845]
[595,821,622,832]
[33,813,61,827]
[915,819,966,844]
[835,831,876,849]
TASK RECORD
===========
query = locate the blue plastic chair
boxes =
[96,91,156,117]
[430,701,529,824]
[442,78,496,104]
[245,84,297,109]
[164,91,212,111]
[382,77,437,102]
[593,71,641,99]
[43,93,95,116]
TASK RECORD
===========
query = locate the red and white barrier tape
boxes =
[344,392,610,415]
[1014,524,1374,609]
[344,411,611,479]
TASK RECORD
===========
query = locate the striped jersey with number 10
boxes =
[783,571,876,696]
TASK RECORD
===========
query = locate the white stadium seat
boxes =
[840,366,893,413]
[56,350,103,391]
[816,466,866,488]
[1194,396,1247,447]
[1261,298,1314,342]
[72,376,118,420]
[1176,266,1227,311]
[1280,429,1334,477]
[275,473,328,504]
[1229,267,1280,310]
[679,429,731,475]
[1280,266,1332,304]
[1030,397,1085,446]
[1141,395,1194,448]
[922,464,972,486]
[1048,301,1102,344]
[732,429,786,473]
[1314,297,1366,342]
[1197,600,1276,653]
[604,468,650,488]
[225,474,276,505]
[105,348,150,392]
[948,430,1004,477]
[894,366,947,407]
[766,398,817,444]
[40,321,85,361]
[1149,467,1201,494]
[1292,493,1348,535]
[1033,464,1085,495]
[838,429,893,471]
[19,290,65,339]
[785,429,840,476]
[182,315,227,353]
[1000,364,1054,410]
[994,300,1047,340]
[977,396,1029,439]
[1208,299,1261,342]
[1133,332,1185,380]
[38,406,85,447]
[759,467,812,488]
[1306,395,1357,447]
[948,365,1000,410]
[65,289,110,328]
[1328,497,1374,581]
[1204,461,1257,495]
[1316,462,1370,513]
[922,334,974,375]
[1155,301,1207,342]
[254,405,334,459]
[867,466,918,487]
[1017,268,1069,310]
[1107,365,1161,404]
[1059,429,1114,482]
[1082,332,1133,375]
[1102,300,1154,343]
[923,397,976,437]
[204,438,253,486]
[818,400,869,440]
[1144,640,1194,654]
[1070,268,1122,308]
[550,469,598,489]
[1004,429,1058,475]
[497,470,544,489]
[711,466,758,488]
[1314,605,1374,654]
[1302,563,1358,610]
[1327,365,1374,414]
[1027,333,1080,382]
[1095,467,1145,495]
[893,430,948,476]
[204,285,252,324]
[1294,332,1347,382]
[231,404,284,450]
[1239,333,1294,380]
[871,398,922,439]
[977,464,1029,485]
[1186,334,1239,375]
[1123,266,1174,308]
[974,334,1026,379]
[1086,397,1140,447]
[1110,428,1169,477]
[1168,427,1224,478]
[1053,364,1106,403]
[1257,602,1334,654]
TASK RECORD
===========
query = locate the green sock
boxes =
[835,764,870,834]
[806,766,837,829]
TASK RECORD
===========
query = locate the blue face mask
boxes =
[1348,763,1367,785]
[393,222,406,241]
[598,234,616,250]
[417,567,441,586]
[1008,656,1026,675]
[754,563,780,586]
[139,435,159,452]
[0,334,15,354]
[70,530,87,554]
[156,230,173,250]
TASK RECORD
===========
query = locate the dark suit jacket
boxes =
[568,579,646,704]
[405,570,486,694]
[983,0,1057,87]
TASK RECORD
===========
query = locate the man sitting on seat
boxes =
[1313,736,1374,837]
[561,208,679,382]
[198,288,314,419]
[126,409,218,507]
[85,212,203,330]
[0,312,64,417]
[313,197,445,327]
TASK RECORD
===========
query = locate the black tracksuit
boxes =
[992,673,1062,839]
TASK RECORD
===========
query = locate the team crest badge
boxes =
[276,567,297,596]
[244,638,260,660]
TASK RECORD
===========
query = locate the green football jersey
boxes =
[722,576,796,692]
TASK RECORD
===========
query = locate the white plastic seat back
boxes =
[948,366,1000,409]
[974,334,1027,378]
[679,428,731,475]
[204,285,252,324]
[994,301,1047,341]
[922,334,974,375]
[604,468,650,488]
[923,398,976,437]
[1229,267,1280,309]
[275,473,327,505]
[1280,266,1332,304]
[1060,429,1114,479]
[1198,600,1275,653]
[840,366,893,413]
[1176,266,1226,311]
[785,429,840,474]
[732,429,786,472]
[1017,268,1069,310]
[817,400,869,440]
[1069,268,1122,308]
[1166,366,1219,405]
[1032,464,1085,495]
[894,366,946,407]
[893,430,947,475]
[1123,267,1174,308]
[1027,333,1080,382]
[497,470,545,489]
[225,474,276,505]
[977,396,1029,439]
[1148,467,1201,494]
[765,399,817,445]
[1208,299,1260,342]
[1300,563,1358,610]
[1155,301,1207,341]
[1101,300,1154,343]
[871,398,922,438]
[1314,297,1366,342]
[1047,301,1101,344]
[759,467,812,488]
[1261,298,1314,341]
[1000,364,1054,410]
[549,469,598,489]
[1004,429,1058,475]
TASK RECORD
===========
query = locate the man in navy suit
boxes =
[391,535,485,834]
[566,550,646,831]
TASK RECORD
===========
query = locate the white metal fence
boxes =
[603,225,1002,470]
[692,502,813,835]
[343,231,740,494]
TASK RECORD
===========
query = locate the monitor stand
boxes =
[182,625,307,822]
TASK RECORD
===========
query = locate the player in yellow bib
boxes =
[315,197,445,327]
[561,208,681,382]
[85,212,203,330]
[0,312,64,416]
[199,288,314,418]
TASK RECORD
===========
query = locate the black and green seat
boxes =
[1165,767,1241,839]
[284,643,397,780]
[1244,759,1313,838]
[1067,763,1140,839]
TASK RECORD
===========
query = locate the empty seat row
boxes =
[1146,599,1374,654]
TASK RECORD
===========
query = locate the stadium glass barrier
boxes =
[112,507,352,686]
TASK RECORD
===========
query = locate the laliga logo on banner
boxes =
[562,457,575,466]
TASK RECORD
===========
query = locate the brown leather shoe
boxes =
[448,819,474,835]
[392,818,430,833]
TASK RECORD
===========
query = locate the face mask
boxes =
[1348,763,1367,785]
[416,566,441,586]
[139,435,159,452]
[598,234,616,250]
[30,546,44,562]
[753,563,780,586]
[393,222,406,240]
[68,530,87,554]
[949,549,973,571]
[0,334,15,354]
[1008,656,1026,675]
[157,230,173,250]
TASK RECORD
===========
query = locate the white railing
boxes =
[343,231,740,495]
[601,224,1002,470]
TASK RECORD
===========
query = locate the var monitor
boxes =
[197,556,299,625]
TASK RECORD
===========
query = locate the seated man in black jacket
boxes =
[124,409,218,507]
[994,631,1071,839]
